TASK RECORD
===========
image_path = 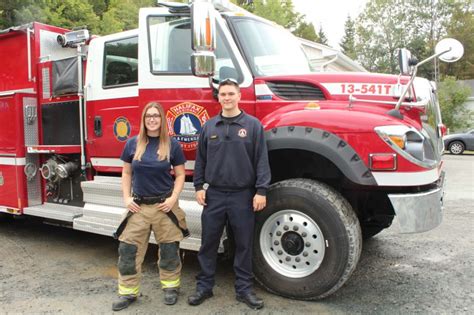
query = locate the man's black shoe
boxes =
[112,295,137,311]
[187,290,213,306]
[163,288,178,305]
[236,292,264,310]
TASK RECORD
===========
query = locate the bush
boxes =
[438,76,472,132]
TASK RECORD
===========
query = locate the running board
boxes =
[23,203,83,222]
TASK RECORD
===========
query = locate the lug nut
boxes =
[303,252,308,257]
[305,242,311,247]
[285,256,291,262]
[283,225,289,231]
[293,226,299,231]
[276,231,282,236]
[274,240,280,246]
[295,257,301,262]
[277,250,283,255]
[302,232,307,237]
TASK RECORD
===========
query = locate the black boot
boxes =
[112,295,137,311]
[236,292,264,310]
[187,290,214,306]
[163,288,179,305]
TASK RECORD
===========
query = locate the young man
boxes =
[189,78,271,310]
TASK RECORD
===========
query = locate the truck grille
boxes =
[267,81,326,100]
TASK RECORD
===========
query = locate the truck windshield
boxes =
[230,16,312,76]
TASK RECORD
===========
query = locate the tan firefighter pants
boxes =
[117,202,187,296]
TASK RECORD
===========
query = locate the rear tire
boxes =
[449,141,465,155]
[253,179,362,300]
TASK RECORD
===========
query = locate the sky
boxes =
[292,0,369,49]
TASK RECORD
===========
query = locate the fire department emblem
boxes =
[113,117,131,142]
[167,102,209,151]
[238,128,247,138]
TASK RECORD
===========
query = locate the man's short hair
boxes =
[218,78,240,91]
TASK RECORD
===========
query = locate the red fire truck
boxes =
[0,0,463,300]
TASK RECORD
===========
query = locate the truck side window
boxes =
[103,36,138,88]
[147,16,241,81]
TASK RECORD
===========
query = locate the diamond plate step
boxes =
[23,203,83,222]
[82,177,197,207]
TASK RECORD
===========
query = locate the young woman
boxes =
[112,102,187,311]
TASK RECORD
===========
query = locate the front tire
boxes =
[253,179,362,300]
[449,141,465,155]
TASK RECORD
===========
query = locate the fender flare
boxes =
[265,126,376,186]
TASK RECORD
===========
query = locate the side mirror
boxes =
[191,51,216,77]
[191,1,216,77]
[398,48,418,75]
[398,48,412,75]
[390,38,464,118]
[435,38,464,63]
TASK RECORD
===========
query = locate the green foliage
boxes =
[0,0,39,28]
[355,0,412,74]
[293,20,318,42]
[354,0,472,79]
[0,0,155,35]
[340,15,356,59]
[42,0,100,33]
[442,2,474,80]
[242,0,322,43]
[317,25,328,46]
[437,76,472,131]
[246,0,300,29]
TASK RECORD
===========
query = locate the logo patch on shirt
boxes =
[167,102,210,151]
[113,117,131,142]
[238,128,247,138]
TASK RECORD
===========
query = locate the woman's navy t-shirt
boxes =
[120,136,186,197]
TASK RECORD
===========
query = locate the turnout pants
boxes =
[117,202,186,296]
[197,188,255,295]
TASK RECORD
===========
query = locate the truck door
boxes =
[138,7,254,166]
[85,30,139,173]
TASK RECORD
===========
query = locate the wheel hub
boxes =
[451,143,463,154]
[259,209,326,278]
[281,232,304,255]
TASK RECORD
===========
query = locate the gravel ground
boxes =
[0,154,473,314]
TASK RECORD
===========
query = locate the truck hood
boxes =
[257,72,410,102]
[257,73,420,133]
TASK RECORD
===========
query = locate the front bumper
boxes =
[388,171,445,233]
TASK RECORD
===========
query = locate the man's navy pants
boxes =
[196,187,255,295]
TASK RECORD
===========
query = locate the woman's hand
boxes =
[157,195,177,213]
[125,196,141,213]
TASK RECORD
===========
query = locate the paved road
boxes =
[0,155,473,314]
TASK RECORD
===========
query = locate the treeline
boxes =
[2,0,471,79]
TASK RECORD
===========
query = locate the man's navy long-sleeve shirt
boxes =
[193,111,271,195]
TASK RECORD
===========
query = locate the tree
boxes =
[2,0,100,33]
[245,0,301,30]
[354,0,470,78]
[354,0,414,73]
[437,76,472,131]
[0,0,39,29]
[340,15,356,59]
[240,0,321,42]
[317,25,328,46]
[41,0,100,33]
[442,2,474,80]
[293,20,318,42]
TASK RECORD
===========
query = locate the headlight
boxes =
[374,125,436,169]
